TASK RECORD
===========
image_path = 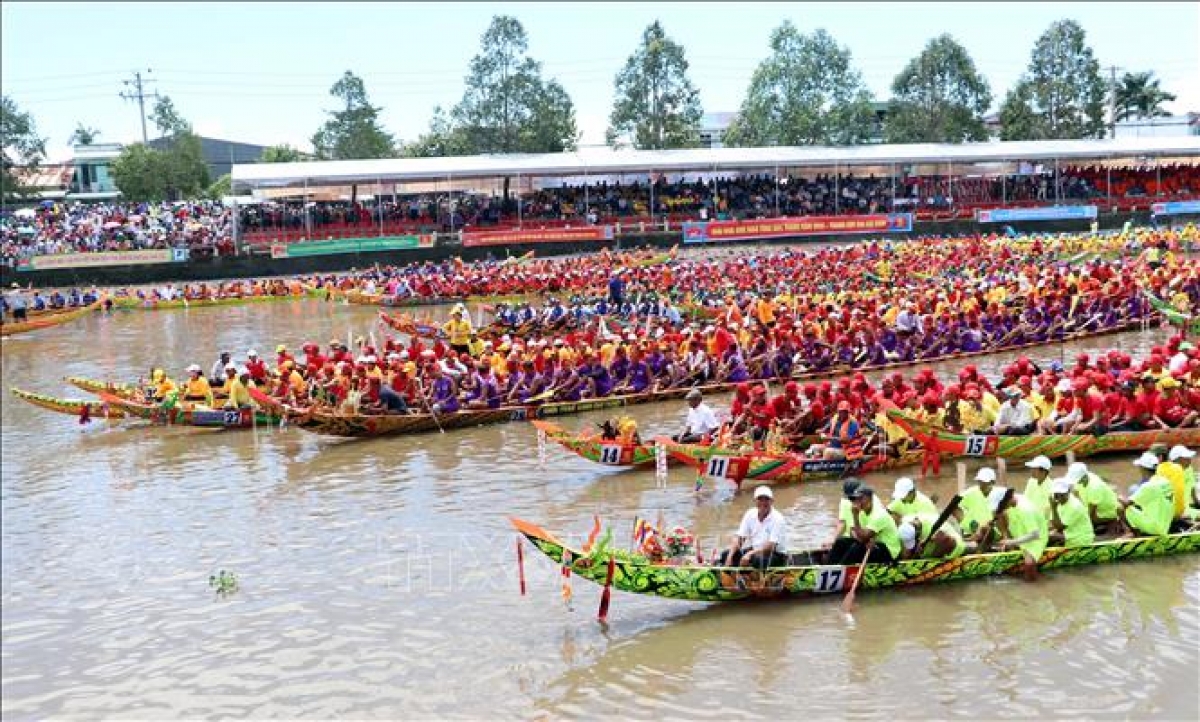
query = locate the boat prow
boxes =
[9,387,128,419]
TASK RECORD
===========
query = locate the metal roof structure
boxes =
[231,136,1200,189]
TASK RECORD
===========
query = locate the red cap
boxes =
[837,401,851,411]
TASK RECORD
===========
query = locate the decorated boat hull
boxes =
[1,300,102,337]
[658,438,928,485]
[886,410,1200,461]
[9,387,129,418]
[110,291,314,312]
[97,392,280,428]
[511,518,1200,603]
[532,419,658,467]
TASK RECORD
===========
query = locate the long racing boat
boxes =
[511,517,1200,603]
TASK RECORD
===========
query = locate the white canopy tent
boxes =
[231,137,1200,190]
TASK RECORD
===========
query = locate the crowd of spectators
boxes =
[3,164,1195,264]
[1,200,234,267]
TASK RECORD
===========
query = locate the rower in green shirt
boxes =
[898,512,966,560]
[1022,455,1055,517]
[986,486,1048,580]
[1048,478,1095,548]
[1120,452,1176,537]
[1072,464,1121,534]
[826,479,863,547]
[958,466,998,542]
[887,476,937,522]
[828,486,902,564]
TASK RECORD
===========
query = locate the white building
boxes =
[1114,114,1200,139]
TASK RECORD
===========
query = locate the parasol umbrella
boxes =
[103,221,121,229]
[40,199,54,208]
[13,208,36,219]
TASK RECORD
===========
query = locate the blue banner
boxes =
[1151,201,1200,216]
[976,205,1097,223]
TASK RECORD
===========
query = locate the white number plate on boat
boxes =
[599,445,623,465]
[813,566,847,593]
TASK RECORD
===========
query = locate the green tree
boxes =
[68,123,100,146]
[207,173,232,199]
[111,136,208,202]
[260,144,307,163]
[150,95,191,137]
[311,71,396,160]
[607,20,703,149]
[997,19,1106,140]
[401,106,474,158]
[884,34,992,143]
[448,15,578,154]
[1,95,46,202]
[1115,71,1177,121]
[724,22,874,147]
[998,80,1040,141]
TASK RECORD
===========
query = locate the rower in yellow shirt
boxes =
[444,308,473,353]
[181,364,214,407]
[149,368,177,401]
[223,367,255,409]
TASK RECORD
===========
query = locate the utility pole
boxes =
[120,69,159,144]
[1106,65,1121,139]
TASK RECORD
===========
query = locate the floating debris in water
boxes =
[209,570,238,597]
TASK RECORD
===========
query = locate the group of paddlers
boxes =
[718,443,1199,574]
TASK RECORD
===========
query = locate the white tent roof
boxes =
[232,137,1200,189]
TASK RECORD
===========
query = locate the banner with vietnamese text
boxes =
[270,235,433,259]
[681,214,913,244]
[462,225,614,247]
[1151,200,1200,216]
[976,205,1097,223]
[18,248,177,271]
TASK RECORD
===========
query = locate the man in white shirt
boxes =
[718,486,789,568]
[676,389,720,443]
[1169,343,1194,376]
[991,387,1036,435]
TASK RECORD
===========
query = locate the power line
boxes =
[118,70,159,144]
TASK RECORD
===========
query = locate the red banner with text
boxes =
[461,225,615,247]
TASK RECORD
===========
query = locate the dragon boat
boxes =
[96,392,281,429]
[532,419,660,467]
[0,299,102,337]
[511,517,1200,602]
[886,410,1200,461]
[9,387,129,419]
[1143,290,1199,334]
[110,290,317,312]
[658,438,929,486]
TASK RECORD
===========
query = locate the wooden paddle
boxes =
[841,540,872,615]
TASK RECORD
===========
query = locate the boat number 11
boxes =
[814,567,846,593]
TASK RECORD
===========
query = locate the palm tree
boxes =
[1114,71,1177,121]
[68,123,99,146]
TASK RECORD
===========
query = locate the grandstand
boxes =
[229,137,1200,250]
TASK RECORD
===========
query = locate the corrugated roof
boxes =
[232,137,1200,189]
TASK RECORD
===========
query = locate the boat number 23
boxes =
[813,567,847,593]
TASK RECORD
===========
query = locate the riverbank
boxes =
[0,211,1151,288]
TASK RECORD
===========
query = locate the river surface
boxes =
[2,299,1197,720]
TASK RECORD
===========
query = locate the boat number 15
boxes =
[813,567,846,593]
[964,435,989,456]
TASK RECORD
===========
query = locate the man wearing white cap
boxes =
[718,486,789,569]
[887,477,936,522]
[1119,453,1176,537]
[897,513,965,561]
[1022,456,1054,517]
[1071,462,1121,534]
[1170,446,1200,521]
[959,467,999,540]
[1048,478,1094,547]
[181,364,213,406]
[984,486,1047,578]
[1156,445,1192,521]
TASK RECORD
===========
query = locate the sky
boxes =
[3,1,1198,163]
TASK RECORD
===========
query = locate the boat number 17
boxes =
[813,567,846,593]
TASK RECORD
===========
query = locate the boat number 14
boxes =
[813,567,847,593]
[599,445,623,465]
